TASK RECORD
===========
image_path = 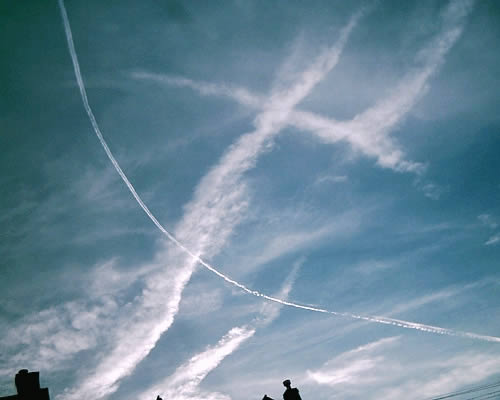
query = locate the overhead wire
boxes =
[464,389,500,400]
[424,380,500,400]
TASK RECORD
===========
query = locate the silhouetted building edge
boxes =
[0,370,50,400]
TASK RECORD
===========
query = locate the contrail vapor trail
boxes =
[57,0,500,344]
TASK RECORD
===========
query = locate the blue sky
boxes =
[1,1,500,400]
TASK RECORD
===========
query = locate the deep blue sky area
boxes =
[1,1,500,400]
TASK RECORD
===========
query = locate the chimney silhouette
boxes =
[0,370,50,400]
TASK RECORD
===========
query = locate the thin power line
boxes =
[425,380,500,400]
[464,389,500,400]
[433,382,500,400]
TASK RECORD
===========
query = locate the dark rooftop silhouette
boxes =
[0,370,50,400]
[282,379,302,400]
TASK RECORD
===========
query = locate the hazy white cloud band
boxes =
[130,2,500,345]
[138,266,298,400]
[306,336,500,400]
[135,0,474,175]
[58,7,499,397]
[58,2,498,398]
[145,326,256,400]
[59,1,366,398]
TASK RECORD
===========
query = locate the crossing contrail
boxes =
[57,0,500,344]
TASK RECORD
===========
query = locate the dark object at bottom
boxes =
[0,370,50,400]
[283,379,302,400]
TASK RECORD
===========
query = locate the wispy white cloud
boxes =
[314,175,348,185]
[291,1,473,173]
[55,2,489,399]
[254,258,301,326]
[353,259,400,275]
[0,161,143,265]
[57,3,363,398]
[193,272,500,400]
[383,277,494,317]
[380,352,500,400]
[135,0,473,177]
[1,296,117,373]
[0,256,164,377]
[131,72,263,109]
[86,258,161,296]
[240,221,352,275]
[138,267,299,400]
[221,206,363,279]
[0,256,149,379]
[416,180,448,200]
[178,286,224,317]
[478,214,498,229]
[140,326,256,400]
[485,234,500,246]
[307,337,400,386]
[274,276,496,361]
[306,336,500,400]
[477,214,499,246]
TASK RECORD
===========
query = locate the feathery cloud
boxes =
[57,1,362,397]
[478,214,498,229]
[307,337,500,400]
[140,326,256,400]
[57,2,492,399]
[139,266,299,400]
[307,337,400,386]
[485,234,500,246]
[135,0,473,175]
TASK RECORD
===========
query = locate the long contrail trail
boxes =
[57,0,500,344]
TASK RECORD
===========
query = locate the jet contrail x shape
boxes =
[57,0,500,343]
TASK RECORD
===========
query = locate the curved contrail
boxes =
[57,0,500,343]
